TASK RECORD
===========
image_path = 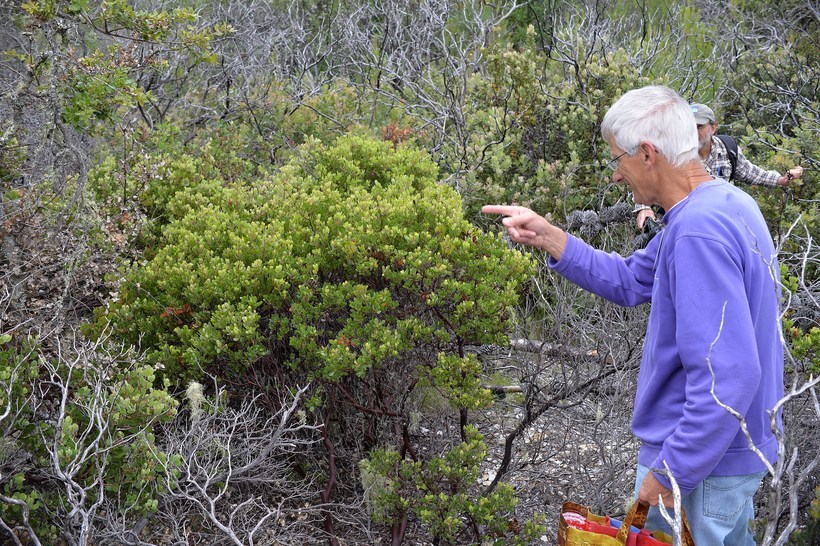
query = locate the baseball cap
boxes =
[690,103,715,124]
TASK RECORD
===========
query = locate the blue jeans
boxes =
[635,463,765,545]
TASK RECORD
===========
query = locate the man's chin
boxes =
[633,194,652,206]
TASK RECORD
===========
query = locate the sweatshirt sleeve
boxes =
[651,233,762,494]
[548,233,654,307]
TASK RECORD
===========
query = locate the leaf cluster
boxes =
[365,425,546,545]
[0,335,177,538]
[18,0,225,132]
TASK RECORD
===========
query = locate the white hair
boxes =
[601,85,699,167]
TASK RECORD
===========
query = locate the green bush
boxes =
[364,426,546,545]
[19,0,223,133]
[90,133,534,395]
[458,41,658,225]
[0,335,176,540]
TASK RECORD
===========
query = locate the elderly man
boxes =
[483,85,783,545]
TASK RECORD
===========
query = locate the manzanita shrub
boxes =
[91,133,534,388]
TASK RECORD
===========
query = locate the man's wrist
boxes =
[541,225,568,260]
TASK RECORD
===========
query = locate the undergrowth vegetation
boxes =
[0,0,817,543]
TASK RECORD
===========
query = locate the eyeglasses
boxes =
[603,151,629,172]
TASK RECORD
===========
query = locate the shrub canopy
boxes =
[92,134,534,395]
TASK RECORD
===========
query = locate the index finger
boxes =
[481,205,524,216]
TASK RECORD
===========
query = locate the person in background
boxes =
[483,85,783,545]
[634,102,804,230]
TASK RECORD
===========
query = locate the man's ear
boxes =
[638,141,656,165]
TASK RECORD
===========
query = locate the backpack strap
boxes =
[716,134,738,181]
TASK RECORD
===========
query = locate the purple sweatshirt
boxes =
[550,179,783,495]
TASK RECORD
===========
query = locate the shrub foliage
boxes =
[92,134,533,387]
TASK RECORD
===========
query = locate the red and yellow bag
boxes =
[557,500,695,546]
